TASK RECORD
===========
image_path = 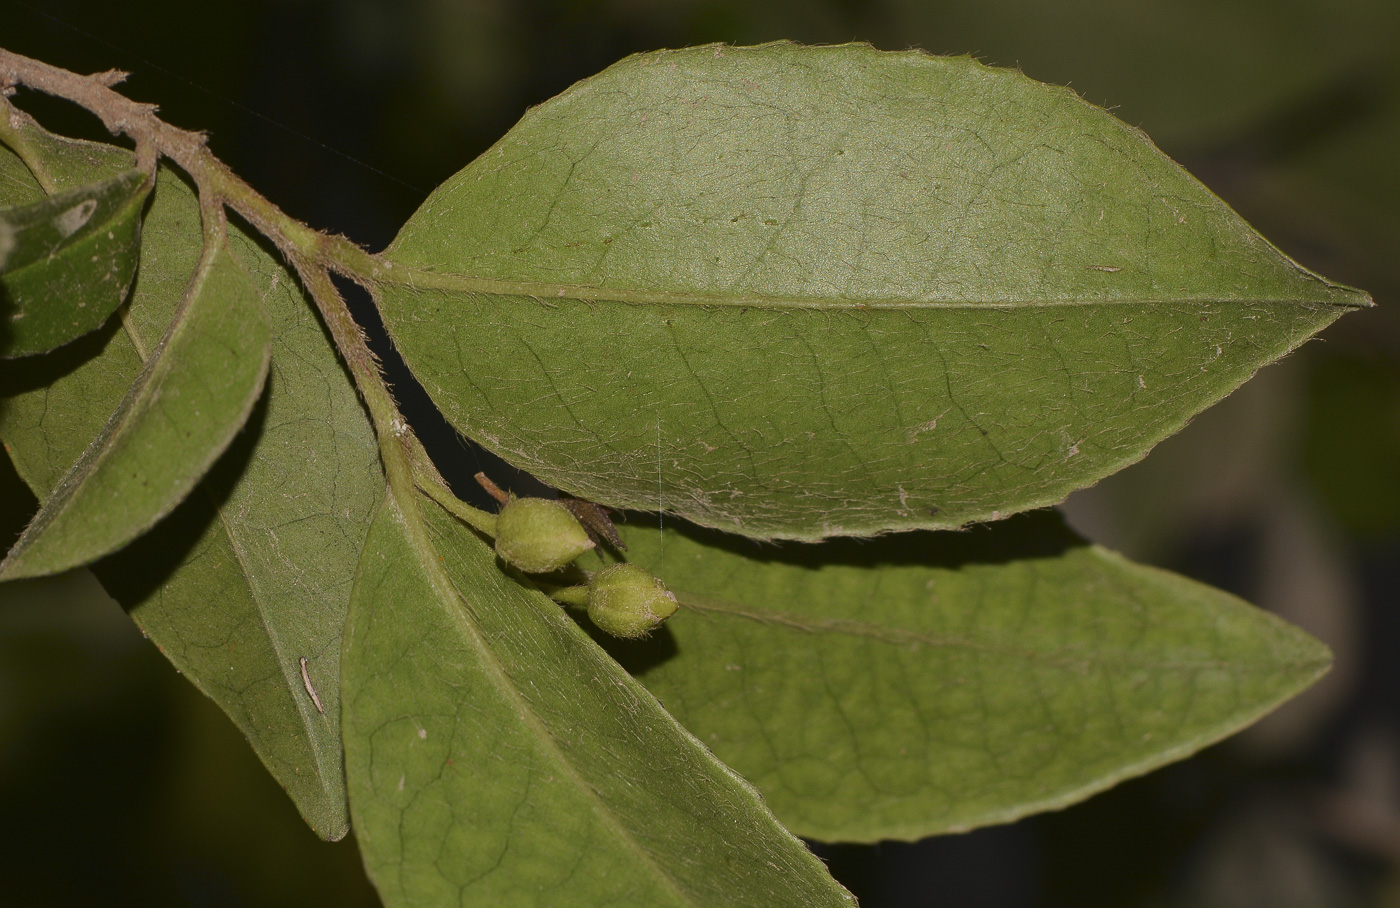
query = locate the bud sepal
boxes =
[587,563,679,639]
[493,498,595,573]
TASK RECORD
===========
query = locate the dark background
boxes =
[2,1,1398,905]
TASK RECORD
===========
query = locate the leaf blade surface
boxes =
[376,42,1368,540]
[1,236,271,580]
[343,488,855,907]
[602,512,1331,842]
[0,168,149,357]
[0,127,381,838]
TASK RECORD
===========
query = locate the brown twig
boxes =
[2,49,178,177]
[474,472,512,506]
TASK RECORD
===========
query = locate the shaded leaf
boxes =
[1,236,271,580]
[0,133,45,208]
[0,168,150,357]
[1304,354,1400,538]
[0,130,380,838]
[595,512,1331,842]
[343,487,855,907]
[375,42,1368,542]
[0,99,136,192]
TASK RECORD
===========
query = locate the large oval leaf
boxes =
[344,487,855,907]
[601,512,1330,842]
[375,42,1368,541]
[1,237,270,580]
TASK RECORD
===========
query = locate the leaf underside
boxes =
[0,237,271,580]
[600,512,1330,842]
[0,168,149,358]
[0,123,381,839]
[375,42,1368,541]
[0,48,1351,898]
[344,488,855,908]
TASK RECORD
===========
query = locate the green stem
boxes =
[415,470,498,536]
[548,585,591,608]
[288,258,406,465]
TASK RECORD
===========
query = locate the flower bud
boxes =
[587,563,679,639]
[493,498,595,573]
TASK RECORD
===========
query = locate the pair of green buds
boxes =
[492,497,678,639]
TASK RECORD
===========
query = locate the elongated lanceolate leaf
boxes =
[0,125,381,838]
[0,168,149,357]
[343,488,855,907]
[0,238,270,580]
[595,512,1331,842]
[374,42,1369,541]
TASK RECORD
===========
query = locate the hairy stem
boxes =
[0,45,484,512]
[288,259,410,472]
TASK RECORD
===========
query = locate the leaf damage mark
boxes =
[299,655,325,714]
[906,409,950,443]
[0,220,13,268]
[54,197,97,237]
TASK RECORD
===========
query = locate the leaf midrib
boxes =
[407,492,698,907]
[114,238,341,822]
[673,590,1327,674]
[214,486,341,797]
[371,263,1369,311]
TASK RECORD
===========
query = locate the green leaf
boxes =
[373,42,1369,542]
[0,168,150,357]
[597,512,1331,843]
[0,99,133,192]
[0,237,271,580]
[343,488,856,907]
[0,135,381,838]
[0,133,45,208]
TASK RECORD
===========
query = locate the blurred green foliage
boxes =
[1306,355,1400,539]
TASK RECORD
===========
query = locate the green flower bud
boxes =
[587,563,679,639]
[493,498,595,573]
